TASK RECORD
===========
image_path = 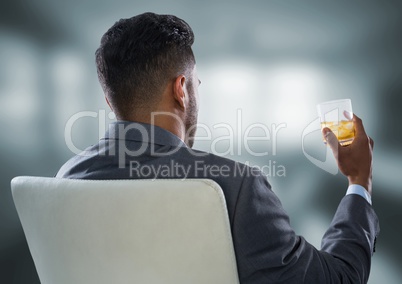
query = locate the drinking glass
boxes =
[317,99,354,146]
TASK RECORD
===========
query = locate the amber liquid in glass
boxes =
[321,120,354,146]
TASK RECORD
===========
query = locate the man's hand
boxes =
[323,114,374,195]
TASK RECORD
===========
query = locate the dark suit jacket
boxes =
[57,121,380,283]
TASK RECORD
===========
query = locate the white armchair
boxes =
[11,176,240,284]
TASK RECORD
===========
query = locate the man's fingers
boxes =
[343,110,353,120]
[352,114,367,136]
[369,136,374,149]
[323,127,340,156]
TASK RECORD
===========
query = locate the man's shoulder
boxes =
[56,140,267,184]
[56,144,100,178]
[174,147,267,182]
[178,147,257,170]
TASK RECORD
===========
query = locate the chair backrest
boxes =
[11,176,240,284]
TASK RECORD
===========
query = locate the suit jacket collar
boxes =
[102,121,187,148]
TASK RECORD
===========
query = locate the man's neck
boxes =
[120,111,186,143]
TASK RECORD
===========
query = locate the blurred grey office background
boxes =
[1,0,401,283]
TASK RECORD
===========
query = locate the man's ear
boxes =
[105,96,114,112]
[173,75,187,110]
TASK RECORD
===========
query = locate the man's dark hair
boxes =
[95,12,195,118]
